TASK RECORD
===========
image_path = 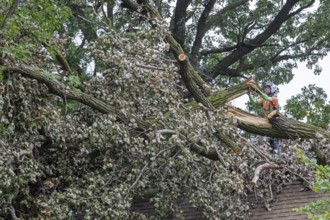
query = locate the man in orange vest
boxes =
[249,81,282,156]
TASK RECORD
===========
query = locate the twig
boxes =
[127,146,175,195]
[240,136,274,163]
[136,63,166,71]
[78,15,106,30]
[214,145,228,168]
[282,166,312,185]
[251,163,281,185]
[269,173,273,201]
[128,163,148,192]
[8,186,19,220]
[155,129,176,143]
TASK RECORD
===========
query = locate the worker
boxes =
[249,81,282,156]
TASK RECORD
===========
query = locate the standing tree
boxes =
[285,84,330,129]
[0,0,329,219]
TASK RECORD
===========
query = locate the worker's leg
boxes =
[269,138,282,157]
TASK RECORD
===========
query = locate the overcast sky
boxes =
[231,56,330,111]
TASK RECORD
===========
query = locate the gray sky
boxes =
[232,56,330,111]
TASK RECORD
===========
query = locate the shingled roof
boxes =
[250,182,330,220]
[130,198,206,219]
[131,182,330,219]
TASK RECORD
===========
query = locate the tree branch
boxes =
[205,0,249,29]
[209,0,301,79]
[178,59,214,110]
[1,0,19,30]
[287,0,315,18]
[2,66,126,120]
[251,163,281,185]
[171,0,192,47]
[200,45,237,56]
[189,0,217,66]
[42,43,73,75]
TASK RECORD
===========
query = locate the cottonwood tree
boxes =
[0,0,329,219]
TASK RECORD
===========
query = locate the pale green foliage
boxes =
[294,149,330,220]
[0,0,71,62]
[285,84,330,129]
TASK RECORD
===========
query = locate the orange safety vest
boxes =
[260,96,279,112]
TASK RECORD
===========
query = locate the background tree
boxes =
[294,149,330,219]
[0,0,330,219]
[285,84,330,129]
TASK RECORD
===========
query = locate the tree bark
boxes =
[171,0,192,48]
[189,0,217,67]
[1,0,19,30]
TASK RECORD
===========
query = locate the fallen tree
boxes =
[4,66,329,143]
[0,0,329,219]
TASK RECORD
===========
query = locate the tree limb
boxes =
[209,0,301,79]
[171,0,192,47]
[41,43,73,75]
[178,59,214,110]
[1,0,19,30]
[189,0,217,66]
[205,0,249,30]
[200,45,237,56]
[2,66,125,119]
[251,163,281,185]
[8,186,19,220]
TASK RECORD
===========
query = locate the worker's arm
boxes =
[248,92,259,105]
[249,91,272,104]
[260,93,272,102]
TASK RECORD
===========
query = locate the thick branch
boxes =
[171,0,192,47]
[1,0,19,30]
[185,77,260,109]
[179,59,214,109]
[210,0,300,79]
[189,0,217,66]
[251,163,281,185]
[165,35,211,96]
[228,107,330,140]
[200,46,237,56]
[42,43,73,75]
[2,66,125,120]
